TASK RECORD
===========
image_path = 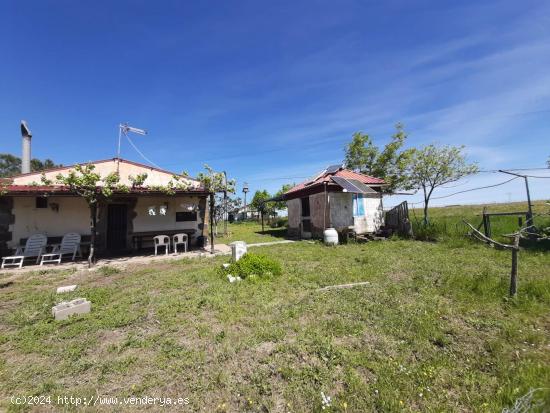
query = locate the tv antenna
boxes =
[116,123,151,172]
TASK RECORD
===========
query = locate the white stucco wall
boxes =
[9,196,91,248]
[353,194,384,233]
[133,196,203,234]
[8,194,205,249]
[327,192,383,234]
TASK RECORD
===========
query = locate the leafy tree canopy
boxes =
[404,144,478,224]
[273,183,293,210]
[343,123,413,193]
[0,153,62,177]
[251,189,276,215]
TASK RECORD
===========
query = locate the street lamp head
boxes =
[242,182,249,193]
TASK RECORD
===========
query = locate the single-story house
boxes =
[0,158,210,259]
[281,165,386,238]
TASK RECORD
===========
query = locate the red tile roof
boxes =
[3,185,207,195]
[285,168,385,195]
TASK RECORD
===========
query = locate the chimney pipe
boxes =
[20,120,32,174]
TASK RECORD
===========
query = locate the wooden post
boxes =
[261,209,265,232]
[88,203,97,267]
[482,207,489,237]
[509,235,520,297]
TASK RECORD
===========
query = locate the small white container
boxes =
[229,241,247,261]
[323,228,339,246]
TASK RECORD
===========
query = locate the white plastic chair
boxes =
[154,235,170,255]
[173,233,188,253]
[1,234,47,269]
[40,233,81,265]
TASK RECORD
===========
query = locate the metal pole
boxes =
[223,171,228,236]
[523,176,533,227]
[210,193,215,254]
[116,125,123,174]
[323,182,327,230]
[498,170,534,227]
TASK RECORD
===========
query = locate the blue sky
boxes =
[1,0,549,207]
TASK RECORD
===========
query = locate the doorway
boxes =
[107,204,128,252]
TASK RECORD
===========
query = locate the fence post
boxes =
[509,235,520,297]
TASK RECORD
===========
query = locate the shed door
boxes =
[107,204,128,252]
[300,197,311,237]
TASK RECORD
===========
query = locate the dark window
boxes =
[176,211,197,222]
[36,197,48,209]
[301,197,310,217]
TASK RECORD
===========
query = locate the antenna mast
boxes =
[117,123,147,173]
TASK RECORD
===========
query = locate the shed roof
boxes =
[284,166,385,198]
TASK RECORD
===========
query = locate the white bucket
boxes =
[323,228,339,246]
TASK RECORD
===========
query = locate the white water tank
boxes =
[323,228,339,246]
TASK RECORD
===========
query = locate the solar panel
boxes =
[348,179,377,194]
[331,176,376,194]
[325,164,342,174]
[304,169,327,186]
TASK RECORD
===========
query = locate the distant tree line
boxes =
[0,153,62,177]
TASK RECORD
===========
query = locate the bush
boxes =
[412,221,443,241]
[222,253,282,280]
[270,217,288,228]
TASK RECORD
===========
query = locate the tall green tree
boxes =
[343,123,413,193]
[405,144,478,224]
[251,190,276,217]
[196,165,235,252]
[0,153,61,177]
[273,183,293,210]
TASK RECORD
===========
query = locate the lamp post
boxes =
[242,182,249,220]
[223,171,228,236]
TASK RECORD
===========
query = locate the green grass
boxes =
[216,221,287,244]
[0,204,549,412]
[411,200,550,242]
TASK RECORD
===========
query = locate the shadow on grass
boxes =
[255,228,288,239]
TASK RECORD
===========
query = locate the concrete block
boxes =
[230,241,247,262]
[52,298,91,320]
[56,285,77,293]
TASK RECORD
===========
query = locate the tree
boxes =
[344,123,413,193]
[273,183,293,211]
[251,190,277,230]
[0,153,61,177]
[212,195,242,235]
[405,144,478,224]
[0,154,21,177]
[53,164,129,266]
[251,190,273,214]
[196,165,235,253]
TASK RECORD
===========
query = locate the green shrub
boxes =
[222,253,282,280]
[270,217,288,228]
[412,221,443,241]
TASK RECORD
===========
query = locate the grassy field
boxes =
[410,200,550,241]
[0,205,549,412]
[215,221,287,245]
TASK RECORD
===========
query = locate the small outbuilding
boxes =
[281,165,386,239]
